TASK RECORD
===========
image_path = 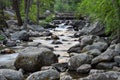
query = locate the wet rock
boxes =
[82,21,105,36]
[67,44,82,53]
[87,49,101,57]
[42,31,52,36]
[26,69,60,80]
[77,64,91,74]
[92,49,119,65]
[89,69,105,74]
[68,53,93,70]
[3,40,17,47]
[0,69,23,80]
[60,75,73,80]
[28,30,42,37]
[80,71,120,80]
[74,30,86,38]
[14,47,58,72]
[11,30,29,41]
[52,63,68,72]
[96,62,117,69]
[0,48,15,54]
[51,35,59,40]
[79,35,95,46]
[114,56,120,64]
[52,40,63,44]
[28,25,44,32]
[82,41,108,52]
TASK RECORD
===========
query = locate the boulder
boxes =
[42,31,52,36]
[3,40,17,47]
[87,49,101,57]
[67,44,81,53]
[26,69,60,80]
[96,62,117,69]
[52,63,68,72]
[79,71,120,80]
[77,64,91,74]
[68,53,93,70]
[11,30,29,41]
[0,69,23,80]
[74,30,86,38]
[82,42,108,52]
[28,25,44,32]
[28,30,42,37]
[79,35,95,46]
[14,47,58,72]
[92,49,119,65]
[82,21,105,36]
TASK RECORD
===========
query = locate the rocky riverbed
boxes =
[0,20,120,80]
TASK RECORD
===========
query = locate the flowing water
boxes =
[0,25,87,79]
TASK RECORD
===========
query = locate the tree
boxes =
[77,0,120,42]
[12,0,23,26]
[23,0,31,30]
[36,0,40,25]
[0,0,9,29]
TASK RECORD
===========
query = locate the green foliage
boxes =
[0,35,5,41]
[76,0,120,35]
[20,0,54,23]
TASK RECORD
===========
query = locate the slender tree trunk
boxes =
[0,6,8,29]
[0,5,8,39]
[36,0,40,25]
[12,0,23,26]
[23,0,30,30]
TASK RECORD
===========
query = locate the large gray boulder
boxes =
[26,69,60,80]
[79,71,120,80]
[92,49,119,65]
[11,30,29,41]
[14,47,58,72]
[82,21,105,36]
[0,69,23,80]
[68,53,93,70]
[82,42,108,52]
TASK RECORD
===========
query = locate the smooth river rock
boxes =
[14,47,58,72]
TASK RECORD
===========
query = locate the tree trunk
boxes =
[23,0,30,30]
[36,0,40,25]
[0,5,8,29]
[12,0,23,26]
